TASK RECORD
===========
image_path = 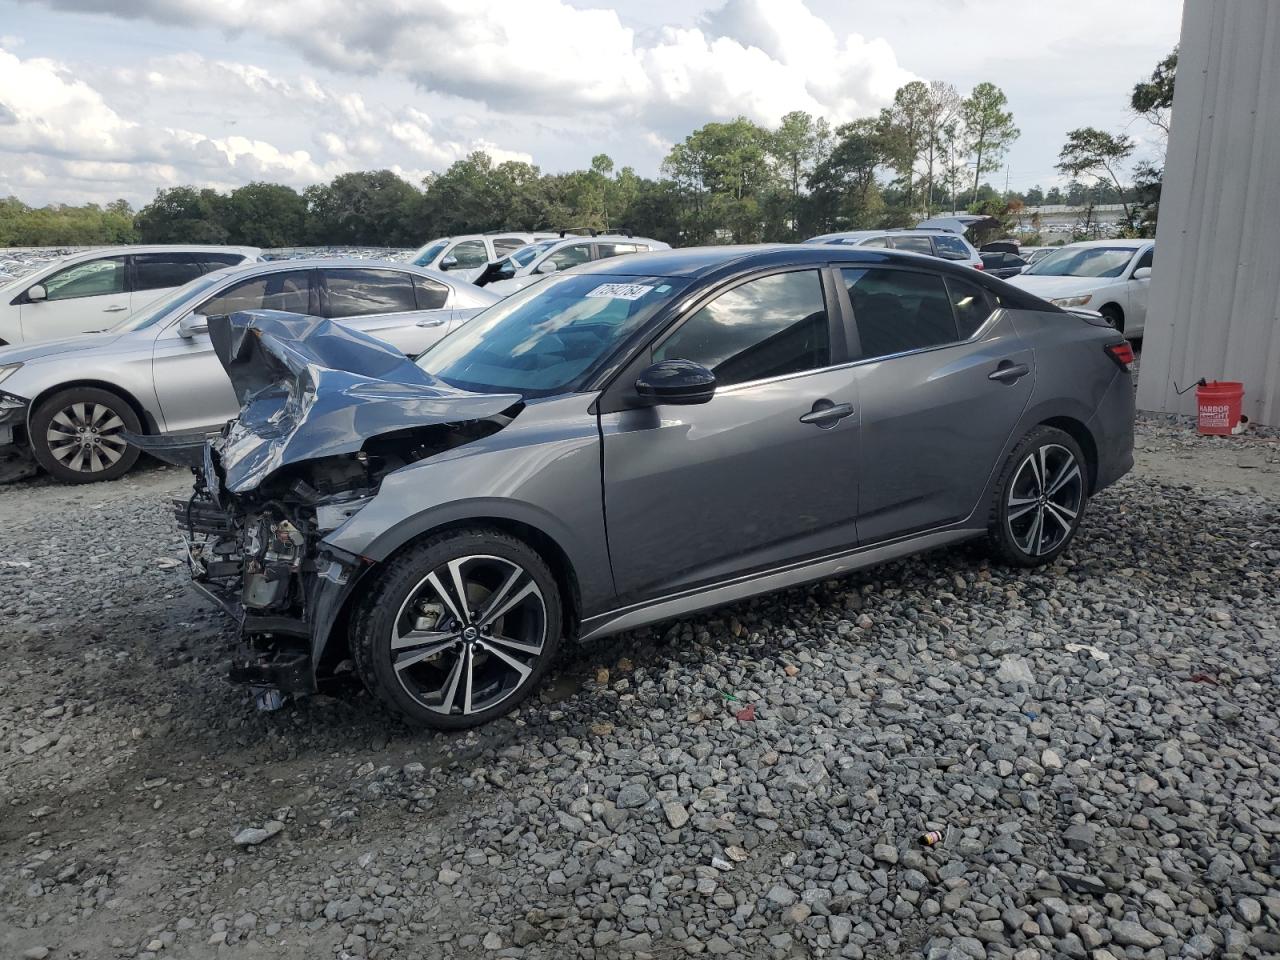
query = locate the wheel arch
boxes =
[1039,415,1099,493]
[316,514,584,676]
[1098,301,1124,327]
[28,379,160,435]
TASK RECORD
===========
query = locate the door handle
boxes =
[103,305,128,313]
[988,361,1030,384]
[415,316,447,327]
[799,400,855,428]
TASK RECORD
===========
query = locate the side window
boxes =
[447,240,488,269]
[891,236,934,255]
[596,243,642,258]
[932,235,973,261]
[324,269,418,318]
[654,270,831,388]
[492,238,528,257]
[1133,248,1153,272]
[133,253,204,292]
[413,275,449,310]
[945,276,994,339]
[859,236,890,248]
[547,243,594,270]
[844,268,958,360]
[39,257,127,301]
[197,253,251,271]
[198,270,311,318]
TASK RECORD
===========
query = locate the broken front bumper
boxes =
[0,392,36,482]
[175,496,368,694]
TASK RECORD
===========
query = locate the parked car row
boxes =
[0,227,1149,485]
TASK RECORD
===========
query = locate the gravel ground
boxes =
[1,417,1278,960]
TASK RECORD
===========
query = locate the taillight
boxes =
[973,261,984,270]
[1104,340,1135,370]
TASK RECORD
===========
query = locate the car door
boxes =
[599,267,862,602]
[18,255,131,341]
[150,269,315,434]
[840,265,1035,544]
[320,267,453,355]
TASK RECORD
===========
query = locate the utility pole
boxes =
[1004,164,1011,199]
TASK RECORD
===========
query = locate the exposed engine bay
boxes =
[136,310,521,699]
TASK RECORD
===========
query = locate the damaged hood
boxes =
[209,310,520,493]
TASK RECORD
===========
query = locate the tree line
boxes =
[1,54,1173,250]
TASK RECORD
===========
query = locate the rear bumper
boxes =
[1088,370,1135,492]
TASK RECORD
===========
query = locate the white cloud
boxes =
[32,0,915,128]
[0,45,539,203]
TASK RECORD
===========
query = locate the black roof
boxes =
[575,243,1057,312]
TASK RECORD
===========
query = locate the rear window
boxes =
[932,235,973,261]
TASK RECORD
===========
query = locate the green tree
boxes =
[136,187,229,243]
[1056,128,1136,222]
[807,117,892,232]
[885,81,930,211]
[921,81,962,215]
[662,118,774,243]
[1131,46,1177,136]
[770,111,832,239]
[961,82,1019,209]
[305,170,422,245]
[224,182,306,247]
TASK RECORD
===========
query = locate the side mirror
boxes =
[536,260,559,274]
[439,255,458,270]
[26,283,47,302]
[1132,266,1152,280]
[635,359,716,406]
[178,312,208,338]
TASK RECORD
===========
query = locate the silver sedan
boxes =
[0,259,497,483]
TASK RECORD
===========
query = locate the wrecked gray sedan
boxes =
[160,246,1134,729]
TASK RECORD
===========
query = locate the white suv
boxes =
[409,233,559,283]
[0,245,261,345]
[804,229,984,269]
[474,233,672,297]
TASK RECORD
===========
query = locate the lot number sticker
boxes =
[585,283,655,300]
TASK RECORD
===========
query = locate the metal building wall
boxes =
[1136,0,1280,427]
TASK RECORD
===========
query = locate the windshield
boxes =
[110,273,226,331]
[410,239,449,267]
[511,240,556,268]
[417,273,688,398]
[1026,246,1137,279]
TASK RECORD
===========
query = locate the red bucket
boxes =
[1195,381,1245,435]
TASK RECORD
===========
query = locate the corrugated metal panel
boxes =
[1137,0,1280,427]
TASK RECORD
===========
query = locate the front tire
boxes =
[986,426,1088,567]
[351,529,562,730]
[29,387,142,483]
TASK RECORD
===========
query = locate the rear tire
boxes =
[29,387,142,483]
[986,426,1088,567]
[350,528,562,730]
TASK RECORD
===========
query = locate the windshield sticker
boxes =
[585,282,655,301]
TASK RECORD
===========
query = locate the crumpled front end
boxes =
[150,310,522,697]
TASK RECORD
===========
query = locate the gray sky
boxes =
[1,0,1183,207]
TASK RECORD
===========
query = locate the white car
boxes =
[0,259,497,483]
[408,233,559,283]
[0,245,261,345]
[803,229,984,270]
[474,234,672,297]
[1007,239,1154,337]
